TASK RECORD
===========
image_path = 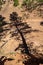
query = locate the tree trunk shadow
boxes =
[10,12,43,65]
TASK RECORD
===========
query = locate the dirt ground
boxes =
[0,0,43,65]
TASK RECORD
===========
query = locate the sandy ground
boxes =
[0,0,43,65]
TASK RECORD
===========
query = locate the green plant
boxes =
[22,0,31,6]
[13,0,19,6]
[0,0,2,10]
[0,0,2,5]
[37,0,43,2]
[22,0,43,11]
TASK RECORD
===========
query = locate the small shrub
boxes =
[37,0,43,3]
[13,0,19,6]
[0,0,2,5]
[22,0,43,11]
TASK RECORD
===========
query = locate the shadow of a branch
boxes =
[0,56,14,65]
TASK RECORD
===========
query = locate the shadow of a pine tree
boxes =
[10,12,43,65]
